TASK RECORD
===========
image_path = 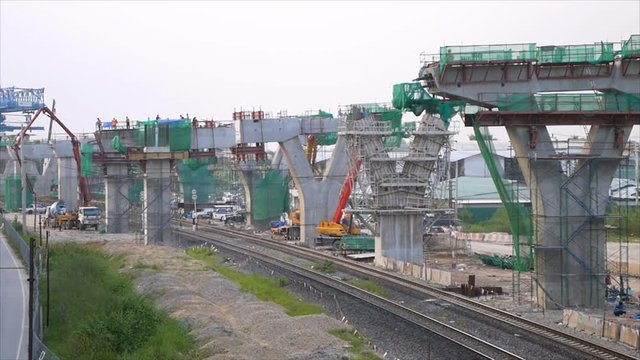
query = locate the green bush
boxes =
[45,243,198,359]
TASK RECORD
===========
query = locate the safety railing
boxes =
[477,92,640,112]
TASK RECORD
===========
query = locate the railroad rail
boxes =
[177,227,522,359]
[175,220,637,360]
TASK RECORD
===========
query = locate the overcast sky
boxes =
[1,0,639,143]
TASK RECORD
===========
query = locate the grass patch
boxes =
[186,247,322,317]
[133,261,163,271]
[44,242,200,359]
[348,279,387,298]
[314,260,336,274]
[330,328,379,360]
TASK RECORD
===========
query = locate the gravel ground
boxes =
[9,214,640,359]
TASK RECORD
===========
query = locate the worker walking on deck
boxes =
[96,117,102,131]
[125,116,130,129]
[111,117,118,129]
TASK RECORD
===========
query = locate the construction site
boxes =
[2,34,640,319]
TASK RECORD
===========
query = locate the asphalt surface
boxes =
[0,233,28,360]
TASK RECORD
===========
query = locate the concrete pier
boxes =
[105,163,130,233]
[143,157,173,245]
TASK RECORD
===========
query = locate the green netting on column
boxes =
[439,43,537,71]
[80,143,94,178]
[537,42,614,64]
[392,83,463,127]
[379,109,403,147]
[4,174,35,212]
[127,180,144,206]
[470,115,532,272]
[177,159,216,205]
[111,135,127,154]
[621,35,640,58]
[134,119,191,151]
[251,171,289,221]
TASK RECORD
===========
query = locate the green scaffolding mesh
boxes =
[134,119,191,151]
[302,110,337,146]
[251,171,289,221]
[392,82,463,127]
[111,135,127,153]
[537,42,614,64]
[495,93,640,112]
[128,180,144,206]
[80,143,94,178]
[177,158,217,205]
[379,109,403,147]
[439,43,537,71]
[621,35,640,59]
[4,174,35,212]
[470,116,533,272]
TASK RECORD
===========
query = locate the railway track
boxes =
[175,221,636,360]
[177,227,522,359]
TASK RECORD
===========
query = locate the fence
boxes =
[1,215,59,360]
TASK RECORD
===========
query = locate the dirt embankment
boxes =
[14,214,351,359]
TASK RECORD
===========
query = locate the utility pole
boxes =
[21,123,27,229]
[635,142,638,207]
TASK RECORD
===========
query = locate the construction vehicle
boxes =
[11,106,91,207]
[77,206,101,230]
[270,210,301,240]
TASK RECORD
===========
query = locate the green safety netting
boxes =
[621,35,640,59]
[478,254,531,270]
[111,135,127,153]
[392,83,463,127]
[537,42,614,64]
[4,174,35,212]
[128,180,144,206]
[134,119,191,151]
[80,143,94,178]
[439,43,537,71]
[177,159,216,205]
[302,110,337,146]
[470,117,533,272]
[496,93,640,112]
[379,109,403,147]
[251,171,289,221]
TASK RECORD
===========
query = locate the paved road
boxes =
[0,233,28,360]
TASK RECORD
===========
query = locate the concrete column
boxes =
[237,169,255,226]
[507,124,631,309]
[105,163,130,233]
[279,135,348,246]
[35,158,57,196]
[143,159,172,245]
[376,214,424,265]
[58,157,79,210]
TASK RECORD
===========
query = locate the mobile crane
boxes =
[11,106,91,207]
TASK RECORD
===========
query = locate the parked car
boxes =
[224,212,246,225]
[193,208,215,219]
[212,207,233,221]
[23,203,47,214]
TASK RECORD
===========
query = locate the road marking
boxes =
[2,237,28,360]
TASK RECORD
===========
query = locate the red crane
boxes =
[11,106,91,207]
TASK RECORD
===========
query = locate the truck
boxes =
[77,207,101,230]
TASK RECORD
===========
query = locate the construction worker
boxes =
[614,301,626,317]
[125,116,130,129]
[111,117,118,129]
[96,117,102,131]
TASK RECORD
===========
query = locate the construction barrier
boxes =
[563,309,640,350]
